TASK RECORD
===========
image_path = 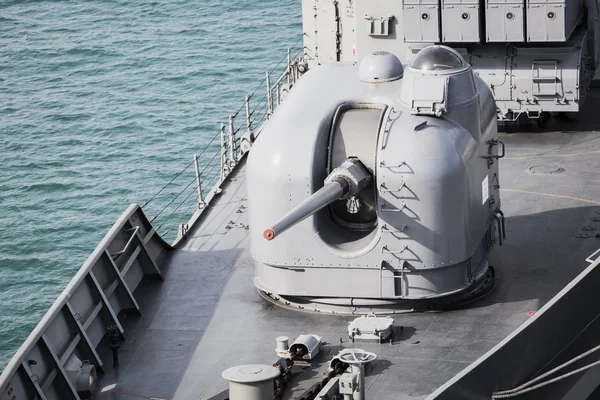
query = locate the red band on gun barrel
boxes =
[264,229,275,240]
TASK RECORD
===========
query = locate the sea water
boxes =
[0,0,301,371]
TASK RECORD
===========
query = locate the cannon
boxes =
[247,47,505,313]
[263,158,372,241]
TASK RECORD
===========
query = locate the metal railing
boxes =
[141,43,305,242]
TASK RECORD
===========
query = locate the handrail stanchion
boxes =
[267,71,273,117]
[287,47,291,87]
[193,154,205,209]
[228,115,236,166]
[277,82,281,105]
[220,123,226,182]
[245,95,252,135]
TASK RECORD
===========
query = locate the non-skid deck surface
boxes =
[96,92,600,400]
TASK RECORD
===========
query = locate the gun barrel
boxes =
[263,178,348,240]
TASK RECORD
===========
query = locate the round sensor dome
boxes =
[409,46,465,72]
[358,51,404,83]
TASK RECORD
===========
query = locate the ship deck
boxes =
[95,91,600,400]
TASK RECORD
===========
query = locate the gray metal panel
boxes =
[338,0,358,63]
[466,27,592,120]
[485,0,525,42]
[512,30,587,108]
[527,0,585,42]
[403,0,441,43]
[302,0,339,66]
[441,0,481,42]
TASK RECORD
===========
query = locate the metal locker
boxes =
[402,0,441,43]
[526,0,585,42]
[486,0,525,42]
[441,0,481,42]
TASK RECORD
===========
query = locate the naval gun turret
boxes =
[247,46,506,313]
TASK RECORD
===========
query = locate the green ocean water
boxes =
[0,0,301,371]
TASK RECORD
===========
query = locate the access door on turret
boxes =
[441,0,481,42]
[402,0,441,42]
[485,0,525,42]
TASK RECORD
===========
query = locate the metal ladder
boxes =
[531,59,560,97]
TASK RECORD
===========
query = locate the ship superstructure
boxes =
[302,0,600,121]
